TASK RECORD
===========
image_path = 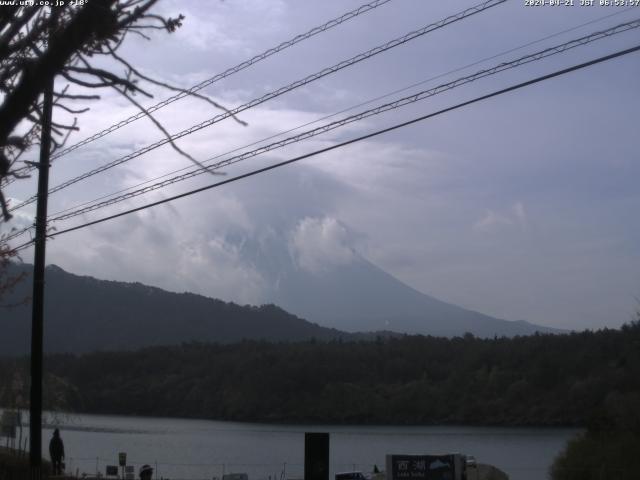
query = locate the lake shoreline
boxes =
[27,412,579,480]
[15,407,587,430]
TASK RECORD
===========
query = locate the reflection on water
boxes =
[29,412,578,480]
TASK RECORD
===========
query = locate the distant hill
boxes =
[237,235,561,338]
[1,253,560,356]
[267,254,560,338]
[0,263,350,355]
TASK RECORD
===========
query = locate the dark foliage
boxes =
[0,1,237,227]
[0,1,207,308]
[2,322,638,426]
[549,318,640,480]
[0,446,53,480]
[0,238,27,308]
[550,430,640,480]
[0,1,188,221]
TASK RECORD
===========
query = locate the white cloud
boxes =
[159,0,287,53]
[473,210,514,232]
[473,202,529,233]
[44,189,268,305]
[0,197,35,239]
[290,216,355,274]
[513,201,528,230]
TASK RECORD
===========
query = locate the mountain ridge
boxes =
[0,262,352,355]
[245,236,561,337]
[0,260,560,356]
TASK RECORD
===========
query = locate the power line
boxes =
[45,8,638,221]
[2,0,395,185]
[12,43,639,252]
[5,15,638,244]
[8,0,507,213]
[43,19,640,224]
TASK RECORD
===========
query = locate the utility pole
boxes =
[29,43,55,480]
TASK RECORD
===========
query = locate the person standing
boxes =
[49,428,65,476]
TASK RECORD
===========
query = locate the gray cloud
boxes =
[4,1,639,331]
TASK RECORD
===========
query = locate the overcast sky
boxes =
[3,0,640,330]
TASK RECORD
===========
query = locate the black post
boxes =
[29,64,54,479]
[304,432,329,480]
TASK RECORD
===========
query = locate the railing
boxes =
[60,458,387,480]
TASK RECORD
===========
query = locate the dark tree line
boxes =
[548,320,640,479]
[1,322,639,427]
[0,238,27,308]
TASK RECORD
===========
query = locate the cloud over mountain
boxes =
[290,217,355,274]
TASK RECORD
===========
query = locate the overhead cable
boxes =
[44,19,640,223]
[45,8,639,222]
[11,43,639,253]
[8,0,507,213]
[2,0,395,184]
[5,16,637,243]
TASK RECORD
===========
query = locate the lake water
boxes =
[26,413,578,480]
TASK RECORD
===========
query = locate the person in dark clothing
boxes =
[49,428,65,476]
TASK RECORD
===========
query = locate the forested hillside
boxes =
[2,323,638,426]
[1,263,557,355]
[0,264,350,355]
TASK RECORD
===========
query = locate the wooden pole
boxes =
[29,52,54,480]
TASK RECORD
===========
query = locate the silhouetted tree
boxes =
[0,1,243,297]
[0,234,26,307]
[0,0,240,223]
